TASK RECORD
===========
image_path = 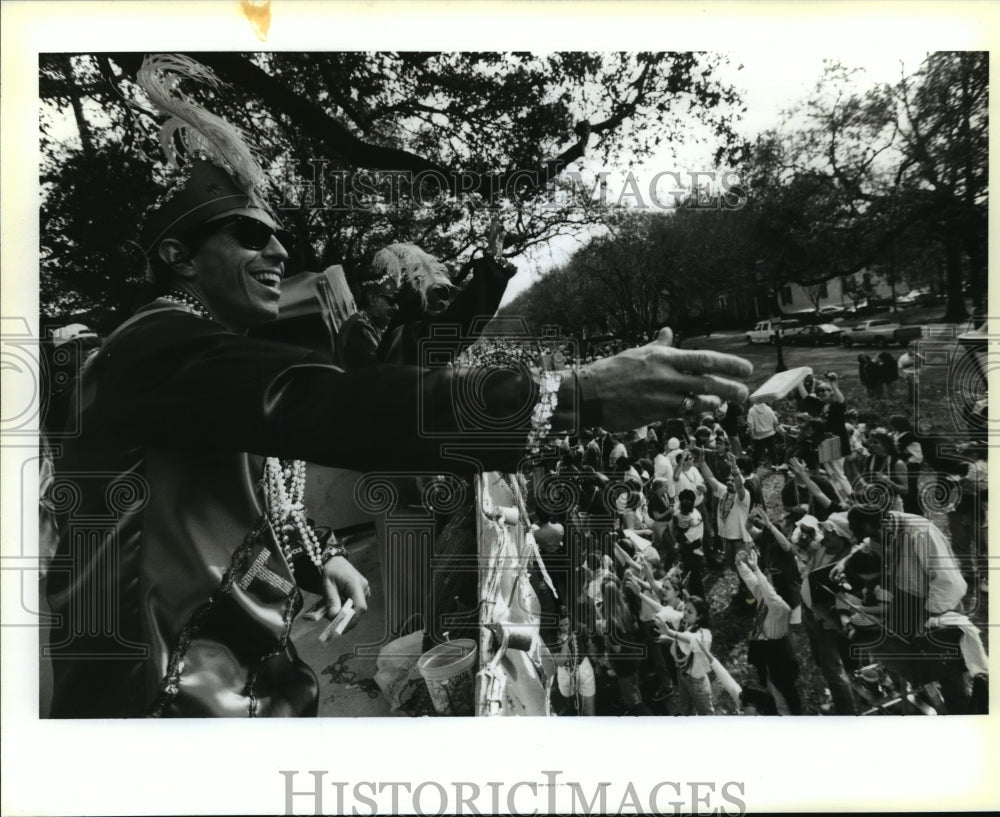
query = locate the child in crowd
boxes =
[672,489,706,598]
[647,477,675,566]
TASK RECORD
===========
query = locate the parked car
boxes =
[841,319,923,347]
[745,318,802,344]
[787,323,845,346]
[816,304,847,319]
[896,288,939,308]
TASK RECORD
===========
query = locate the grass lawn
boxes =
[695,327,958,434]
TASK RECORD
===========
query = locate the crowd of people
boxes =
[522,359,989,717]
[39,55,761,718]
[38,54,987,720]
[856,352,899,399]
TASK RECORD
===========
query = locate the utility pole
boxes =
[767,286,788,373]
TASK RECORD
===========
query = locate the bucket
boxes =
[417,639,478,716]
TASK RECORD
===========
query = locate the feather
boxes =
[136,54,266,194]
[370,247,403,286]
[372,243,452,308]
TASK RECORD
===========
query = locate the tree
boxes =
[755,53,987,322]
[40,51,744,327]
[893,51,987,319]
[501,199,756,348]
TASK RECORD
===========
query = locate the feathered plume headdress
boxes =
[137,54,266,194]
[136,54,276,256]
[370,243,452,308]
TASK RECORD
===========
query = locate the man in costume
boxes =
[44,55,754,717]
[336,265,400,369]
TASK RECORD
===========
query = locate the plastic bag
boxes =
[373,630,425,711]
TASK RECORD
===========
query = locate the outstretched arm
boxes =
[827,372,845,404]
[788,458,832,509]
[751,507,793,552]
[693,448,726,496]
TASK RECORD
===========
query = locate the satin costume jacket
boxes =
[45,303,585,717]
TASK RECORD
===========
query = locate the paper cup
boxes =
[417,639,478,716]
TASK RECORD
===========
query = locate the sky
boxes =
[38,45,937,310]
[4,6,997,816]
[504,47,933,307]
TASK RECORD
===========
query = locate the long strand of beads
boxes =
[569,632,579,710]
[528,370,561,454]
[264,457,324,573]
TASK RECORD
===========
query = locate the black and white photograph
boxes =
[3,1,997,815]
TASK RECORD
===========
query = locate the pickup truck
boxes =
[745,318,801,344]
[841,319,922,347]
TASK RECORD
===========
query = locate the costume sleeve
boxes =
[338,318,380,369]
[87,311,584,474]
[378,255,510,366]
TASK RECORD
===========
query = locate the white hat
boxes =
[51,323,98,348]
[791,514,824,546]
[821,511,853,541]
[667,437,680,451]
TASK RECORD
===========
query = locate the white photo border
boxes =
[2,1,998,814]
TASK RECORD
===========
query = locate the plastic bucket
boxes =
[417,639,478,716]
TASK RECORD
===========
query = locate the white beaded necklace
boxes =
[263,458,324,572]
[160,290,213,318]
[158,291,322,573]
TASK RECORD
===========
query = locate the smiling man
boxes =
[143,161,293,330]
[43,54,754,718]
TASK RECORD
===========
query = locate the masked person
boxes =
[336,268,400,369]
[44,55,753,718]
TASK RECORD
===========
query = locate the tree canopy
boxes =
[40,51,744,330]
[505,51,987,343]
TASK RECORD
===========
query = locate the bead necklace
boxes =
[263,457,324,573]
[158,291,331,575]
[567,631,579,706]
[160,290,212,319]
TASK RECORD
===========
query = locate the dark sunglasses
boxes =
[374,291,399,306]
[187,215,295,253]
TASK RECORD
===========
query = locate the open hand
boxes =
[583,328,752,431]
